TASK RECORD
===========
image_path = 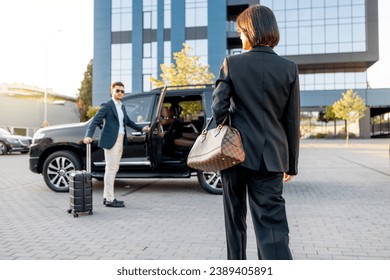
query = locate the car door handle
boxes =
[131,132,143,136]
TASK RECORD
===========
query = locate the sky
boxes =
[0,0,93,98]
[0,0,389,98]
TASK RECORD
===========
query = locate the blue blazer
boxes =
[85,99,143,149]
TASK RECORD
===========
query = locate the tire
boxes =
[42,150,82,192]
[197,170,223,195]
[0,141,8,155]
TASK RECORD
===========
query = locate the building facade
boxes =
[93,0,389,137]
[0,83,79,136]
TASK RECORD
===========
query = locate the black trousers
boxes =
[220,164,293,260]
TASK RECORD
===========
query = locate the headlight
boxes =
[6,138,19,144]
[32,131,46,144]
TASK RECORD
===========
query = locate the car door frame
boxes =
[147,85,168,168]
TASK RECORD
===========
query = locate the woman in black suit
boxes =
[212,4,300,260]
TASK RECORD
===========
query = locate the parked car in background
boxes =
[0,128,32,155]
[29,85,223,194]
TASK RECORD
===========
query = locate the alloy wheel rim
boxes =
[202,171,222,191]
[47,157,75,189]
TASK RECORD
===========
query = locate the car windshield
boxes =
[0,128,11,135]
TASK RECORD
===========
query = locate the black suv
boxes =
[29,85,222,194]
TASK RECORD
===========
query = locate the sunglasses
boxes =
[115,89,125,94]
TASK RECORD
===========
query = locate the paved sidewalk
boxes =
[0,139,389,260]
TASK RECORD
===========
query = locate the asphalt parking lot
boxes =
[0,139,389,260]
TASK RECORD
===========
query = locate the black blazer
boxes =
[85,99,142,149]
[212,46,300,175]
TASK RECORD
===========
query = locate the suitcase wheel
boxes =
[67,209,72,214]
[88,210,93,215]
[73,212,79,218]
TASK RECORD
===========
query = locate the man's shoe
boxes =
[103,198,124,205]
[105,199,125,207]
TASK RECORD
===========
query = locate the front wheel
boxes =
[42,150,82,192]
[0,141,8,155]
[197,170,223,195]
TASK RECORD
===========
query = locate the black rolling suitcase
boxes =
[67,143,93,217]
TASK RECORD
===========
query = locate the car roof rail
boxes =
[150,84,214,91]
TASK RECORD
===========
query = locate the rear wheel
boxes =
[42,151,82,192]
[197,170,223,195]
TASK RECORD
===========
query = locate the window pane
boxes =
[325,7,338,19]
[121,44,132,59]
[121,13,132,30]
[299,9,311,21]
[339,24,352,42]
[286,27,298,45]
[312,44,325,53]
[274,10,285,21]
[326,43,338,53]
[273,0,285,10]
[312,0,324,8]
[353,5,365,17]
[124,96,153,122]
[286,10,298,21]
[339,6,352,18]
[143,43,151,58]
[143,12,151,29]
[339,42,352,52]
[143,74,152,91]
[112,14,121,31]
[164,41,171,64]
[326,25,338,43]
[286,45,298,54]
[339,0,352,5]
[353,42,366,52]
[299,27,311,44]
[313,26,325,44]
[299,45,311,54]
[312,8,324,19]
[353,23,365,42]
[112,44,121,59]
[286,0,298,9]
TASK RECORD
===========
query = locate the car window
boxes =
[178,100,204,122]
[123,95,153,123]
[0,128,11,135]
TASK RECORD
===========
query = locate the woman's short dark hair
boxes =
[236,4,280,48]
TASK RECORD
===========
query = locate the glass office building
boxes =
[94,0,386,136]
[266,0,370,91]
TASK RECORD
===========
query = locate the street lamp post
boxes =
[43,29,62,127]
[43,47,48,127]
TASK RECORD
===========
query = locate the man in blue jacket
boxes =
[83,81,149,208]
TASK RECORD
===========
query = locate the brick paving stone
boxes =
[0,139,389,260]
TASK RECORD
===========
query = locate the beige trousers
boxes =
[103,134,124,202]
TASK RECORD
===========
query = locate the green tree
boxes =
[87,105,100,119]
[332,89,366,144]
[324,105,339,136]
[77,59,93,121]
[150,43,214,88]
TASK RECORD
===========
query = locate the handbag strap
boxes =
[201,115,230,137]
[204,115,230,130]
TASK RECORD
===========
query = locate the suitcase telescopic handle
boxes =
[86,143,91,173]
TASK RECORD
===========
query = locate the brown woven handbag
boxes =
[187,115,245,172]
